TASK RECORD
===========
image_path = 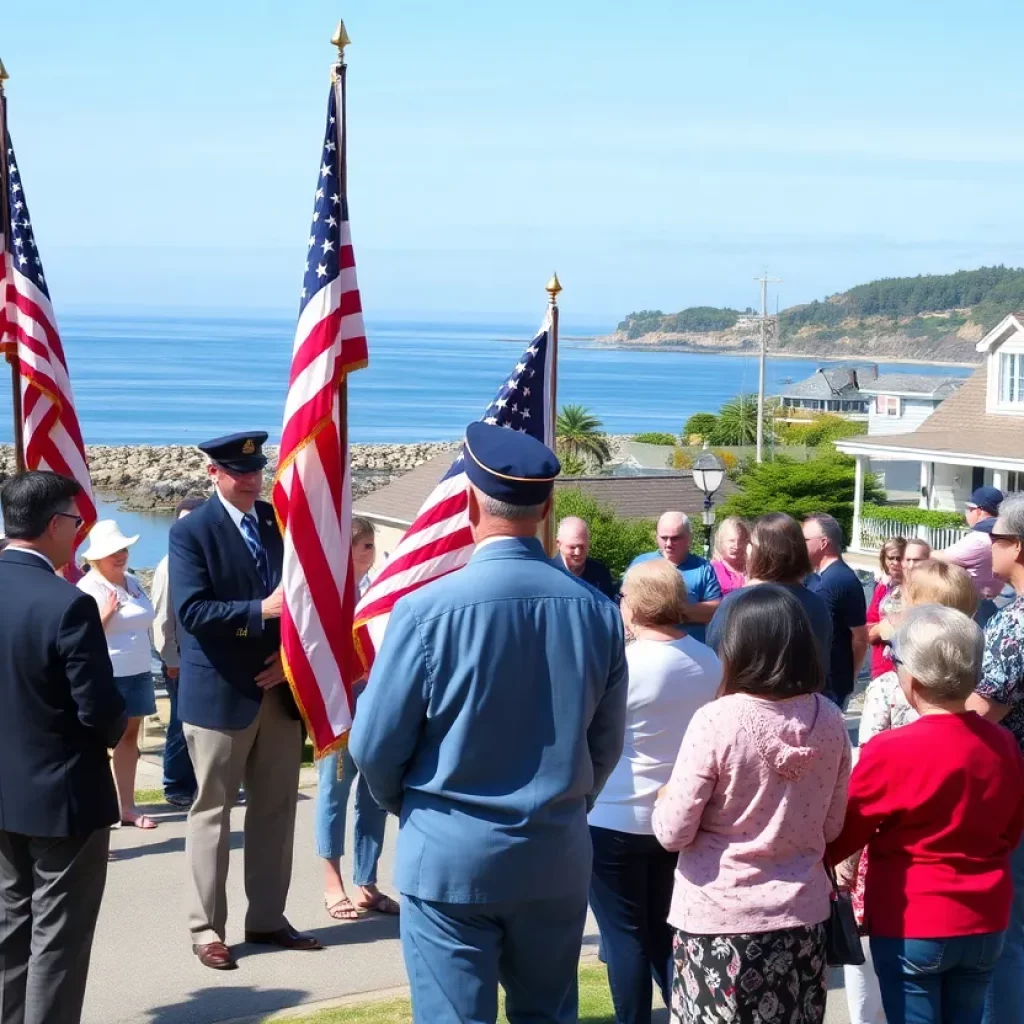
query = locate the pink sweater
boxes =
[652,692,851,935]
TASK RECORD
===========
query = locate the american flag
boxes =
[353,310,555,670]
[272,76,368,758]
[1,122,96,546]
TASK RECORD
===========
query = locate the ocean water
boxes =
[0,312,972,445]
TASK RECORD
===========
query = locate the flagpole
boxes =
[0,59,25,474]
[543,271,561,556]
[331,20,351,513]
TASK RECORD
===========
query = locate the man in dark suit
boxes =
[554,515,617,599]
[169,432,320,971]
[0,471,127,1024]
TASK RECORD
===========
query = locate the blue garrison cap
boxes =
[198,431,269,473]
[463,421,561,506]
[968,486,1003,516]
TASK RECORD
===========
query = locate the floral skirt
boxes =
[671,923,827,1023]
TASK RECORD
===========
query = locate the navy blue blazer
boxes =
[0,548,126,836]
[350,536,629,905]
[169,495,293,730]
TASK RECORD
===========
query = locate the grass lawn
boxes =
[135,788,166,806]
[265,964,620,1023]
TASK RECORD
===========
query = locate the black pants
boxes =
[589,825,676,1024]
[0,828,110,1024]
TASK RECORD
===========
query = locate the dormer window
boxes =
[1000,352,1024,406]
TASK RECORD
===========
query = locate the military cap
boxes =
[463,421,561,506]
[198,431,269,473]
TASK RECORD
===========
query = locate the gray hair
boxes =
[895,604,983,701]
[480,494,546,521]
[998,493,1024,538]
[805,513,844,553]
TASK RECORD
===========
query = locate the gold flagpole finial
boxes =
[332,20,352,59]
[546,272,562,301]
[0,59,9,85]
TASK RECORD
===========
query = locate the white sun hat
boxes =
[80,520,140,562]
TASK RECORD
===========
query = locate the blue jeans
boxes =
[588,826,675,1023]
[983,832,1024,1023]
[401,894,588,1024]
[314,744,387,886]
[872,932,1005,1024]
[161,670,196,802]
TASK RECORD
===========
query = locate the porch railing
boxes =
[860,516,969,552]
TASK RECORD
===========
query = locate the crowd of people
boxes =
[1,425,1023,1024]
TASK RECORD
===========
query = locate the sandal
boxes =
[355,892,400,916]
[120,814,158,830]
[324,895,359,921]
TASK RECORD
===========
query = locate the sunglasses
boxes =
[54,511,84,528]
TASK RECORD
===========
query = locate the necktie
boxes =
[240,514,271,593]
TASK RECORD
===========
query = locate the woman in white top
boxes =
[589,557,722,1024]
[78,520,157,829]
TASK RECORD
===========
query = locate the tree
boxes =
[683,412,718,443]
[554,490,655,578]
[775,413,864,447]
[711,394,762,446]
[556,404,612,470]
[718,448,883,541]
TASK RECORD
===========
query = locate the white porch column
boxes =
[853,454,865,551]
[993,470,1005,492]
[919,461,934,510]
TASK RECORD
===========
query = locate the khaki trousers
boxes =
[183,686,302,945]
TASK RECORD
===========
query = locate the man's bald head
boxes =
[556,516,590,575]
[656,510,691,566]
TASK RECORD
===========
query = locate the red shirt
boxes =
[866,581,895,679]
[829,712,1024,939]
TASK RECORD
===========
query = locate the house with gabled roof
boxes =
[837,313,1024,551]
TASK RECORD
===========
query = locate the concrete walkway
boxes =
[82,752,854,1024]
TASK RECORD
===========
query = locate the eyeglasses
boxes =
[54,512,84,528]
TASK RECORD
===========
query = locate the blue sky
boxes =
[4,0,1024,323]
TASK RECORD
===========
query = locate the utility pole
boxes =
[754,271,782,463]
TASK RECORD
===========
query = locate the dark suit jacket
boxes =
[0,548,126,837]
[169,495,293,730]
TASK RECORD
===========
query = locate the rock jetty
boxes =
[0,442,461,511]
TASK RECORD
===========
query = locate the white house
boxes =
[857,374,965,499]
[837,312,1024,553]
[776,365,877,421]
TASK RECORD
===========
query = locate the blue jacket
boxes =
[350,536,629,904]
[169,496,293,730]
[0,549,126,836]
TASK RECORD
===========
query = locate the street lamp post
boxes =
[692,450,726,557]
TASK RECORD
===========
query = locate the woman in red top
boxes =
[866,537,906,678]
[829,604,1024,1024]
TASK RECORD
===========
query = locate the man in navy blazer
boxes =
[0,471,126,1024]
[169,432,319,971]
[351,424,628,1024]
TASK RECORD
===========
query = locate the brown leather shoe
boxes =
[244,923,322,951]
[192,941,237,970]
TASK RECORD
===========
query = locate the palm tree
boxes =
[713,394,762,446]
[556,404,612,471]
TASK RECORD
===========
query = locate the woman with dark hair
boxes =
[866,537,906,679]
[653,586,850,1024]
[705,513,833,670]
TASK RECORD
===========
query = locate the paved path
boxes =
[83,757,853,1024]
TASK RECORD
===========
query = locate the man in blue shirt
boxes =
[628,510,722,644]
[803,513,868,707]
[351,423,628,1024]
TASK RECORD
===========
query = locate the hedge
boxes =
[861,503,965,529]
[634,432,678,446]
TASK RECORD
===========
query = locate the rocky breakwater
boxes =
[0,441,461,511]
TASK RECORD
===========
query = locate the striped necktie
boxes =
[240,513,271,593]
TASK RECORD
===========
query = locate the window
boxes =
[875,396,901,417]
[1000,353,1024,405]
[1008,471,1022,494]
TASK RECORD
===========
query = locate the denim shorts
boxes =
[115,670,157,718]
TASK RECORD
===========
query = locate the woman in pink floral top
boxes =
[841,559,977,1024]
[653,585,850,1024]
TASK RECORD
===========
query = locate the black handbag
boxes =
[823,861,866,967]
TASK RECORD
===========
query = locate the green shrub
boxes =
[683,413,719,442]
[554,490,655,578]
[634,432,678,446]
[776,414,864,447]
[861,503,965,529]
